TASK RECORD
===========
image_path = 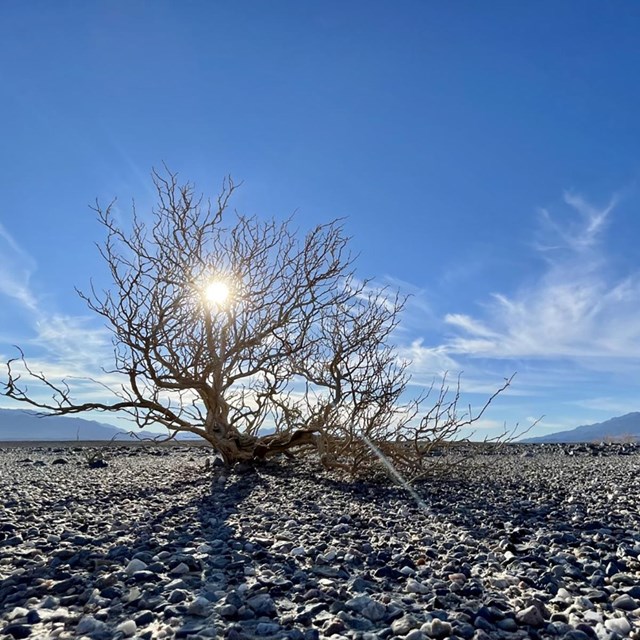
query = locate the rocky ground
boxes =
[0,443,639,640]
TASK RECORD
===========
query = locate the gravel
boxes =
[1,442,639,640]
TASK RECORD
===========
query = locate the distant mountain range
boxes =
[520,412,640,443]
[0,408,195,441]
[3,407,639,445]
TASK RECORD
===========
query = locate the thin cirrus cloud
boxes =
[1,314,117,409]
[0,224,116,408]
[0,222,38,311]
[535,192,616,254]
[442,192,640,362]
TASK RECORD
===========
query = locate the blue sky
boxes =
[1,1,640,438]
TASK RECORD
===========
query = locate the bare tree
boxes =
[3,171,397,464]
[2,169,519,473]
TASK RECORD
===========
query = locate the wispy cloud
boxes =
[535,191,616,254]
[398,338,461,382]
[0,224,118,409]
[31,314,112,368]
[0,224,112,367]
[0,223,38,310]
[387,189,640,440]
[1,313,117,410]
[442,192,640,361]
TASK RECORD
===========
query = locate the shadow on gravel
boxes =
[0,451,288,640]
[2,448,640,640]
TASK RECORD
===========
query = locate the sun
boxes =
[204,280,230,305]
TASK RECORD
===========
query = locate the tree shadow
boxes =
[0,449,295,640]
[2,447,638,640]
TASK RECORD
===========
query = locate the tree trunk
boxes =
[204,424,323,466]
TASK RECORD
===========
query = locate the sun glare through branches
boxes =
[204,280,230,306]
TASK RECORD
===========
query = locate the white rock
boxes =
[124,558,148,575]
[583,610,603,624]
[117,620,137,637]
[555,587,572,601]
[605,616,631,635]
[124,587,141,603]
[568,613,584,628]
[8,607,28,621]
[392,614,419,635]
[406,578,430,594]
[318,578,335,587]
[291,546,306,556]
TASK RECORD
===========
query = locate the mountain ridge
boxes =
[3,407,639,444]
[520,412,640,443]
[0,408,187,441]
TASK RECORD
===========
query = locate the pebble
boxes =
[516,604,545,627]
[425,618,452,638]
[613,593,639,611]
[187,595,212,616]
[2,624,31,639]
[604,616,632,635]
[256,621,281,635]
[124,558,147,575]
[76,615,110,636]
[247,593,277,616]
[116,619,137,636]
[406,578,430,594]
[361,600,386,622]
[391,615,419,635]
[170,562,191,575]
[0,443,639,640]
